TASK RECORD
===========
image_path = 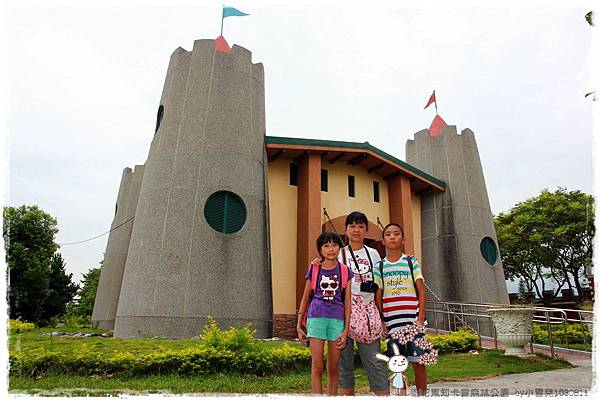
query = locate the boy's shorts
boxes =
[386,333,428,364]
[306,317,344,341]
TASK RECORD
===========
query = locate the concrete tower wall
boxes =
[114,39,271,339]
[406,126,509,307]
[92,165,144,329]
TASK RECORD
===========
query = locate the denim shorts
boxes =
[386,333,428,363]
[306,317,344,341]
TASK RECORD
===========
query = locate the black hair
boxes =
[345,211,368,229]
[382,223,404,238]
[316,231,344,255]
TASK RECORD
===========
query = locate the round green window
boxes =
[204,191,246,234]
[480,237,498,266]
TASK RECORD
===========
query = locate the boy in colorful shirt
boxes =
[374,223,428,396]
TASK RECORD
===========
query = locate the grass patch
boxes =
[9,349,572,395]
[552,343,592,352]
[9,325,573,395]
[9,327,215,354]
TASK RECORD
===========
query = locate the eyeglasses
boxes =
[321,282,339,290]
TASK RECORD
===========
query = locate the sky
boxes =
[2,0,598,285]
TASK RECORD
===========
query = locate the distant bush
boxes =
[533,322,592,345]
[374,328,479,357]
[428,328,480,354]
[8,319,36,334]
[63,313,91,329]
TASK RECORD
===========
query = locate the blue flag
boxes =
[222,6,249,18]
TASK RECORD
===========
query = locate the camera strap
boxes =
[347,246,376,338]
[347,245,374,282]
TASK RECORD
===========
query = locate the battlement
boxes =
[408,125,477,146]
[253,63,265,86]
[188,38,255,65]
[460,128,476,146]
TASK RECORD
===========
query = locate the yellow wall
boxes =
[321,162,390,232]
[267,159,297,314]
[267,158,423,314]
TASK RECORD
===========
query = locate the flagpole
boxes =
[434,91,438,115]
[220,13,224,36]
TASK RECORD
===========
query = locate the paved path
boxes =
[425,366,594,396]
[405,336,596,397]
[478,337,593,367]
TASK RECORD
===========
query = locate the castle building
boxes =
[92,37,509,339]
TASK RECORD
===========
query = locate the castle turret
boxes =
[406,123,509,310]
[112,38,271,338]
[92,164,144,329]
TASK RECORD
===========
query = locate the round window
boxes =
[480,237,498,266]
[203,191,246,234]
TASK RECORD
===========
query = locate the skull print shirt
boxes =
[305,263,353,321]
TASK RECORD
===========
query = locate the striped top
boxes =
[373,255,424,333]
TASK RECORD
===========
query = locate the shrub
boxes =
[428,328,480,354]
[377,327,479,356]
[9,322,482,378]
[197,317,257,352]
[532,322,591,345]
[47,316,59,328]
[63,313,90,328]
[9,319,312,378]
[9,344,312,378]
[8,319,36,334]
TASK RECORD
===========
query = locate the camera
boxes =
[360,281,379,293]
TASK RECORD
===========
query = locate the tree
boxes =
[586,11,594,27]
[517,279,530,300]
[72,267,101,318]
[4,205,58,323]
[40,253,79,323]
[584,11,596,101]
[495,188,595,305]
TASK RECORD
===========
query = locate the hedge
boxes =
[427,328,480,354]
[532,322,592,345]
[10,324,480,378]
[8,319,36,334]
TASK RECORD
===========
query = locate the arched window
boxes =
[154,105,164,135]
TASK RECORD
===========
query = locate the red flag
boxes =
[424,91,436,109]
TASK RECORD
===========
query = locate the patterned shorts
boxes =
[386,333,428,363]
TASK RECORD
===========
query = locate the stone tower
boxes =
[406,123,509,309]
[94,38,272,338]
[92,165,144,330]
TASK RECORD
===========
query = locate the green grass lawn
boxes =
[9,327,573,395]
[9,327,210,354]
[552,343,592,352]
[9,326,294,355]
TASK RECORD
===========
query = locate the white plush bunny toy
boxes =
[376,342,409,395]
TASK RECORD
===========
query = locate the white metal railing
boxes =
[425,300,594,358]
